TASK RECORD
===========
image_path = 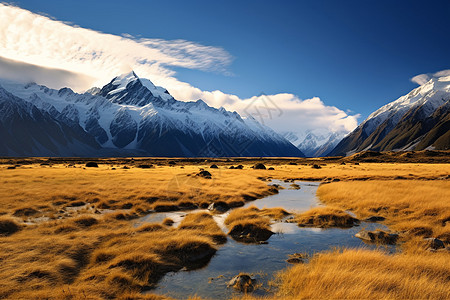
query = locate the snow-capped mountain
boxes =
[0,72,304,157]
[329,74,450,156]
[281,129,347,157]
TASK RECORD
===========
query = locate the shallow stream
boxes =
[137,180,396,299]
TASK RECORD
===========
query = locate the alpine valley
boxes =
[0,72,304,157]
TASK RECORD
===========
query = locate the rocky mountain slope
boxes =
[329,74,450,156]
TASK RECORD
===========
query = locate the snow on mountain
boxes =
[329,74,450,156]
[280,129,348,157]
[362,75,450,136]
[0,85,101,156]
[0,72,303,157]
[297,130,347,157]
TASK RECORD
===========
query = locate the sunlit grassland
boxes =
[317,180,450,247]
[260,249,450,300]
[0,160,449,299]
[0,164,270,215]
[238,177,450,300]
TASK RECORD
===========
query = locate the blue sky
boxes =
[8,0,450,120]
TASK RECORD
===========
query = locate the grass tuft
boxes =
[295,207,359,228]
[0,217,21,236]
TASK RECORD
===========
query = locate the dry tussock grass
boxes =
[317,180,450,247]
[233,249,450,300]
[273,248,450,299]
[0,164,271,217]
[269,162,450,181]
[224,205,289,243]
[294,206,359,228]
[0,161,449,299]
[225,205,289,226]
[0,212,222,298]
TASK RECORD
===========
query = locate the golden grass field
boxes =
[0,151,449,299]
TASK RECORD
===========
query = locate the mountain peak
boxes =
[111,71,139,89]
[94,71,173,106]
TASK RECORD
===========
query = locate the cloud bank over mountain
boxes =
[0,3,359,137]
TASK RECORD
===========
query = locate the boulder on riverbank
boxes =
[286,252,308,264]
[227,273,256,292]
[355,230,399,244]
[228,223,273,243]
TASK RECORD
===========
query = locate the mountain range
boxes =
[282,129,347,157]
[1,70,449,158]
[329,74,450,156]
[0,72,303,157]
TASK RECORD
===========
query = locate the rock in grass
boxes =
[425,238,445,250]
[210,164,219,169]
[253,163,266,170]
[197,170,212,178]
[208,201,230,213]
[137,164,153,169]
[311,164,321,169]
[235,165,244,169]
[85,162,98,168]
[227,273,256,292]
[355,230,398,244]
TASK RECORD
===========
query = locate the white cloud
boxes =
[411,74,430,86]
[434,69,450,77]
[0,3,360,142]
[411,69,450,85]
[228,94,359,138]
[0,3,231,89]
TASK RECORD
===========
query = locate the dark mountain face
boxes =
[0,73,304,157]
[0,86,101,156]
[329,76,450,156]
